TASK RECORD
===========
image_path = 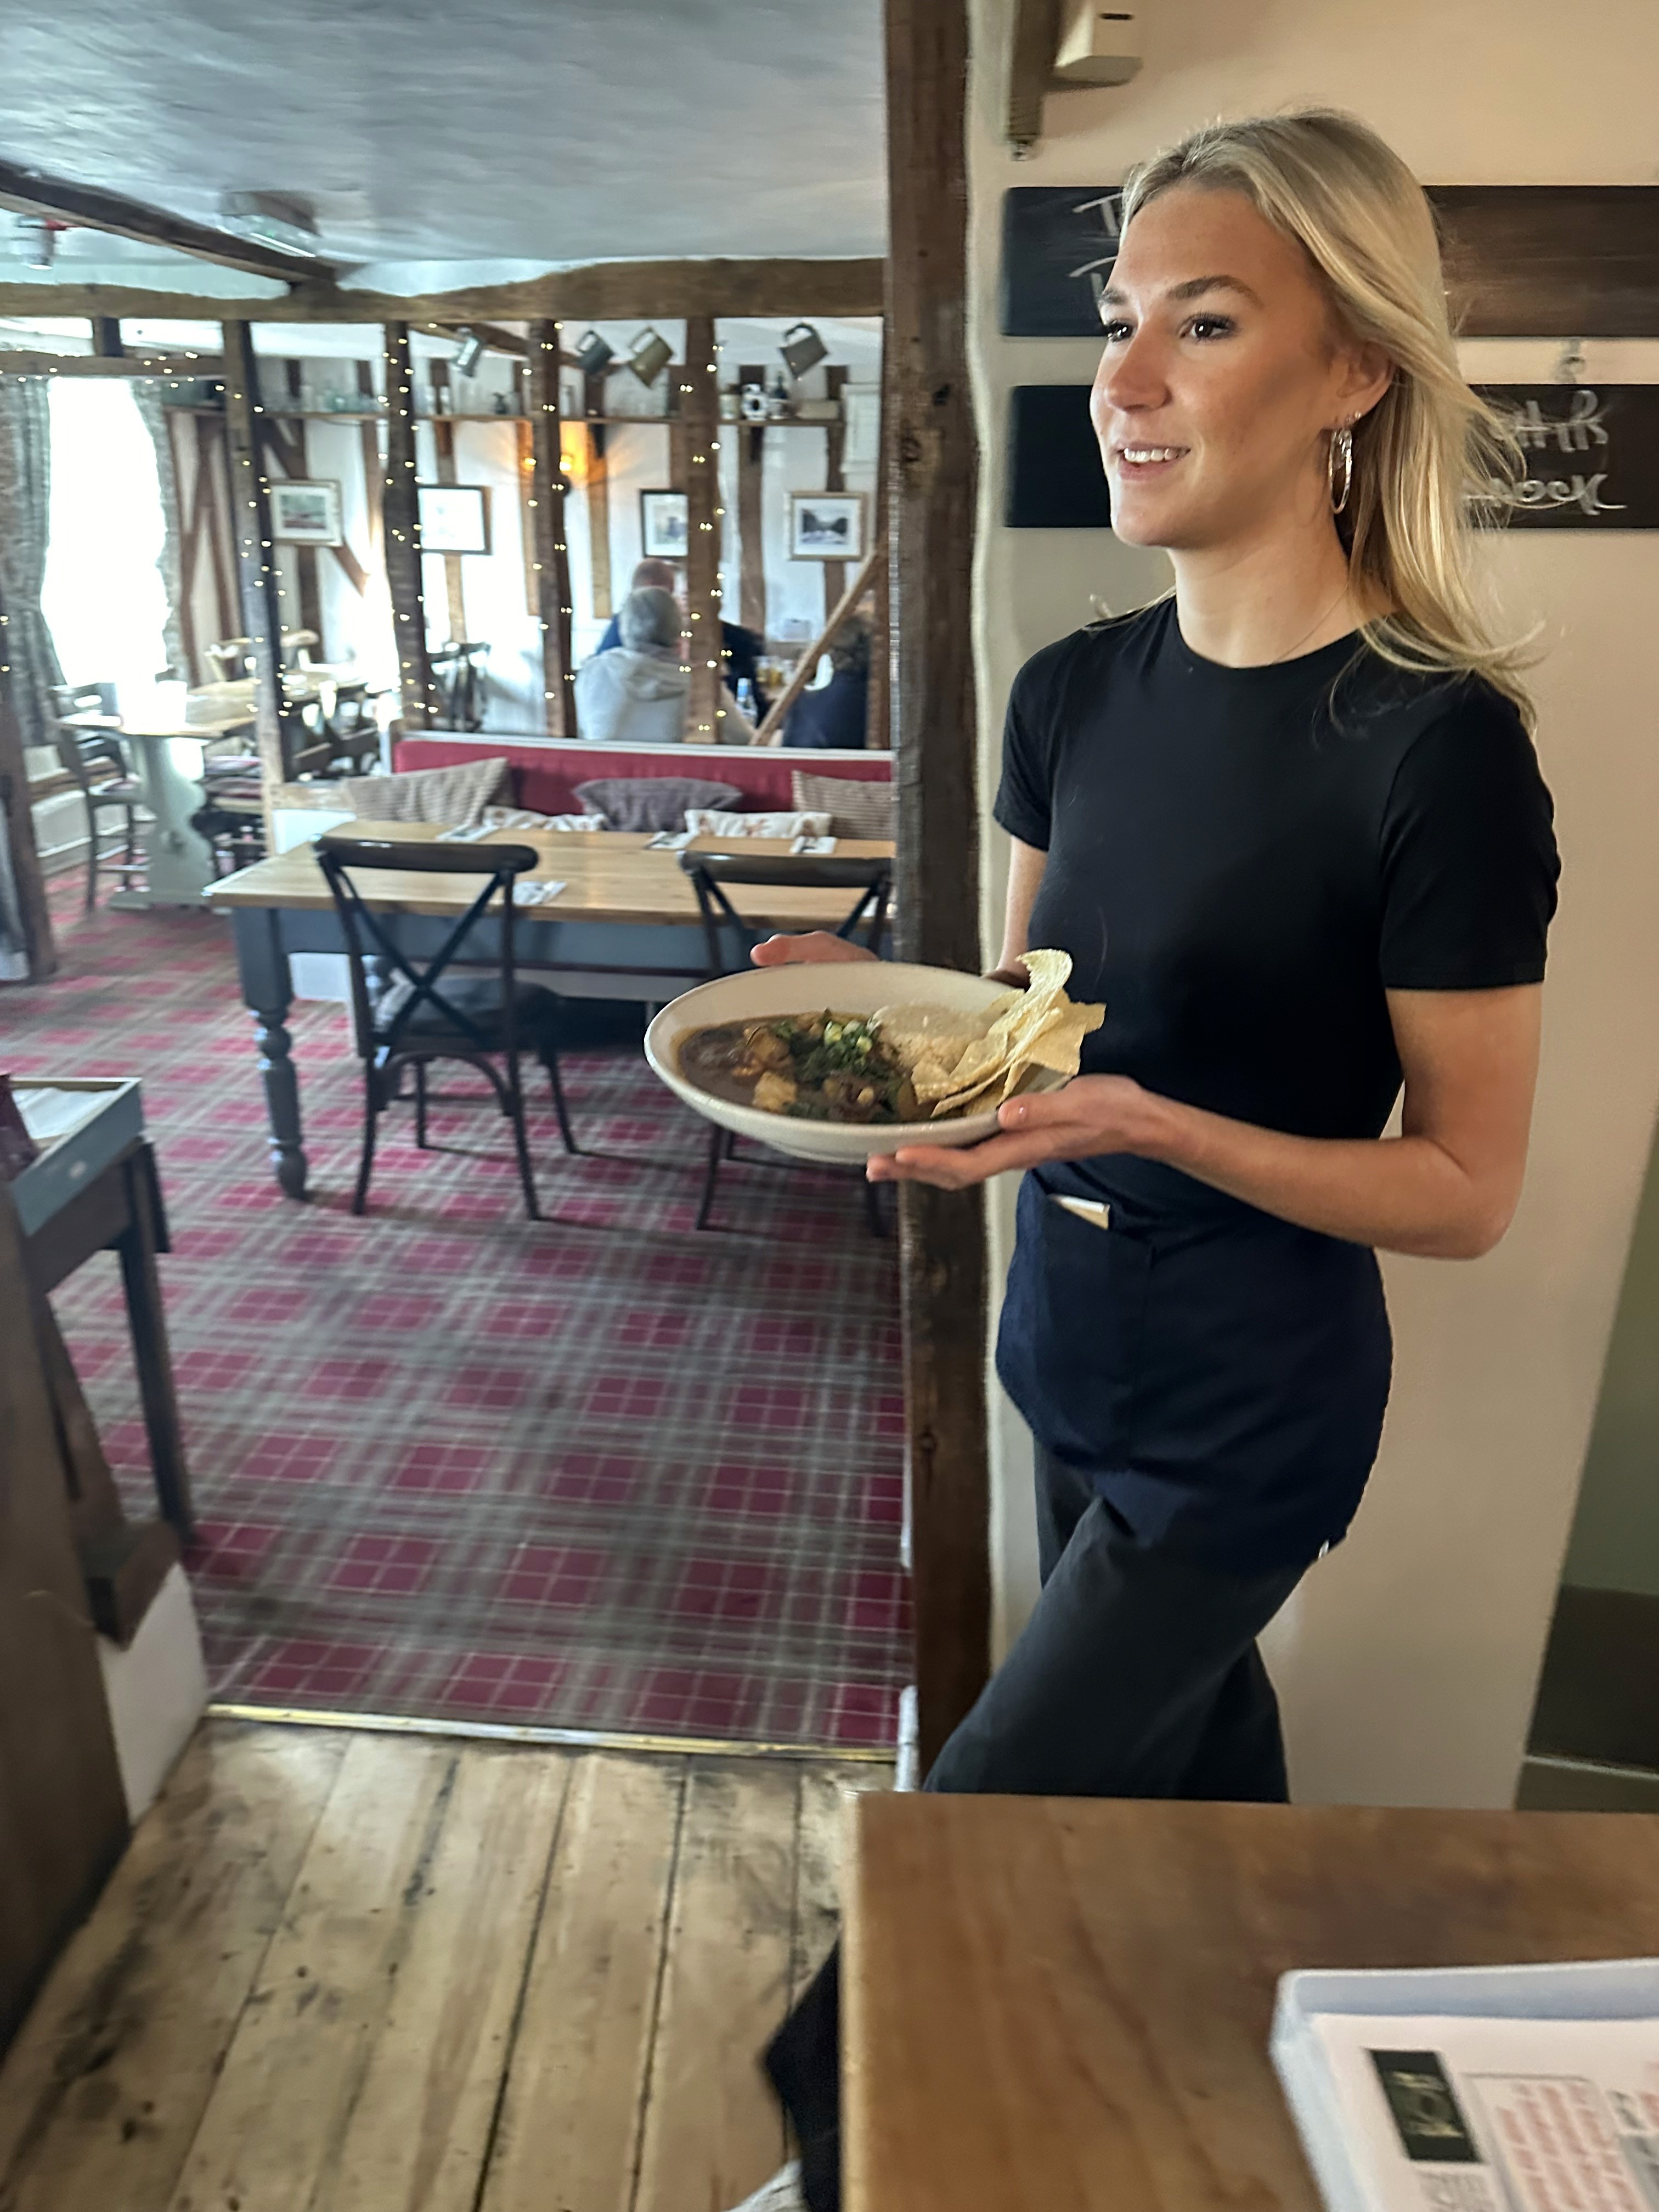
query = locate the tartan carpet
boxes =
[4,881,909,1747]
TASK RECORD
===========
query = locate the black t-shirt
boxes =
[990,599,1559,1567]
[995,598,1560,1161]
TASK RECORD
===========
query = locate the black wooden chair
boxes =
[49,684,144,911]
[315,833,578,1219]
[679,849,893,1233]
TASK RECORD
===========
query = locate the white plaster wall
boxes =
[97,1564,208,1822]
[965,0,1659,1807]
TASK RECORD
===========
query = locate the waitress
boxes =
[732,108,1559,2212]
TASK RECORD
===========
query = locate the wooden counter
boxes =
[844,1793,1659,2212]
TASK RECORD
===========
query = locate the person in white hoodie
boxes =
[573,586,690,744]
[574,586,759,744]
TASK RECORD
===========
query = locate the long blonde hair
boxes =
[1120,110,1533,726]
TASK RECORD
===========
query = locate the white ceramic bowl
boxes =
[644,961,1069,1165]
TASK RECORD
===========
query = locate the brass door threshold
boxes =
[207,1700,897,1763]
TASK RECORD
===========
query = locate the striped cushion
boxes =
[790,771,895,839]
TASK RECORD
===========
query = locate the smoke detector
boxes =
[1053,4,1142,86]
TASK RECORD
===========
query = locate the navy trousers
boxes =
[763,1445,1311,2211]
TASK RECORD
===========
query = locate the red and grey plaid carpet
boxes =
[5,879,909,1747]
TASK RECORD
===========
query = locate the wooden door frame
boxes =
[885,0,992,1771]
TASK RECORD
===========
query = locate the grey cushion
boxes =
[574,776,743,833]
[790,770,896,839]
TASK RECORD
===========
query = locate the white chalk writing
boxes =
[1479,471,1627,517]
[1500,387,1610,455]
[1068,191,1123,297]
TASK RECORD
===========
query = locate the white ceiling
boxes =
[0,0,887,286]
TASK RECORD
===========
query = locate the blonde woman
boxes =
[734,110,1559,2212]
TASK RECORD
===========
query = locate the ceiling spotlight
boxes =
[218,190,321,258]
[573,329,614,377]
[628,326,674,388]
[15,216,65,271]
[780,321,828,379]
[453,328,484,377]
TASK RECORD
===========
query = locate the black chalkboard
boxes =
[1472,386,1659,528]
[1001,188,1124,338]
[1006,386,1110,528]
[1006,383,1659,531]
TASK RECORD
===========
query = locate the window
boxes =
[42,381,171,697]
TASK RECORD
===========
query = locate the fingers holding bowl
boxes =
[751,931,880,967]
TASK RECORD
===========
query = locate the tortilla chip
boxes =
[1017,1001,1104,1074]
[879,950,1103,1119]
[1017,948,1074,1001]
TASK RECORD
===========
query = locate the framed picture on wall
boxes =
[788,492,866,561]
[640,489,689,560]
[416,483,492,555]
[269,479,343,546]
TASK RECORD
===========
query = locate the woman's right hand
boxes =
[751,932,879,966]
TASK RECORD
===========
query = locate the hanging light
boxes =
[574,328,614,377]
[627,326,674,388]
[780,321,828,379]
[452,328,484,377]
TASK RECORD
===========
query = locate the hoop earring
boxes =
[1328,421,1354,515]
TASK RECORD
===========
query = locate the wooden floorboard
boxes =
[632,1762,798,2212]
[791,1767,888,2011]
[0,1724,891,2212]
[0,1720,348,2212]
[478,1753,686,2212]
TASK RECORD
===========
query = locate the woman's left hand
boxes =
[867,1075,1163,1189]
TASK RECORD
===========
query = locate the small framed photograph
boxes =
[640,489,689,560]
[417,483,492,555]
[788,491,867,561]
[270,479,343,546]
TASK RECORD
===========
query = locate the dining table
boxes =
[206,822,896,1199]
[843,1792,1659,2212]
[63,686,259,907]
[63,669,381,906]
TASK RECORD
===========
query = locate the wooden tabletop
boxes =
[63,705,256,741]
[844,1795,1659,2212]
[206,821,896,931]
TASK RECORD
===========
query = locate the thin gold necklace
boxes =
[1269,582,1355,665]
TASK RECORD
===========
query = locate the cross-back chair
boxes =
[679,848,893,1234]
[49,682,144,910]
[316,833,577,1218]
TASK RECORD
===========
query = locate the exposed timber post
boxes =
[887,0,989,1770]
[528,320,577,736]
[221,320,290,804]
[381,323,435,727]
[680,314,725,739]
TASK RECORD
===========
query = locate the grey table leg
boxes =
[234,907,308,1200]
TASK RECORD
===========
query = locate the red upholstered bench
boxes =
[391,732,891,817]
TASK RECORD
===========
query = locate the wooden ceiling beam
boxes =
[424,319,529,358]
[0,257,888,326]
[0,351,223,379]
[0,158,329,283]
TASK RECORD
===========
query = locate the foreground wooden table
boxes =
[844,1795,1659,2212]
[207,822,895,1199]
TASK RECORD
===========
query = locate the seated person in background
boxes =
[596,558,769,716]
[783,616,870,749]
[575,588,758,745]
[574,587,690,744]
